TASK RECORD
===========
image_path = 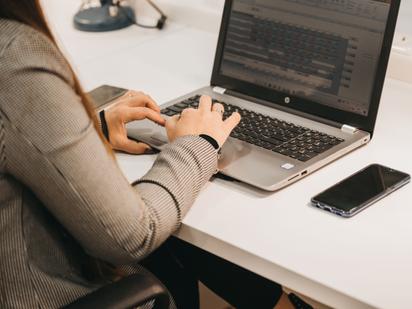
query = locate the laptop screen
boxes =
[218,0,391,117]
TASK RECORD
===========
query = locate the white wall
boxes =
[397,1,412,35]
[387,1,412,83]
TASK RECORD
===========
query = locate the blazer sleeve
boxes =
[0,27,218,265]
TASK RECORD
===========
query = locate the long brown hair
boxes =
[0,0,119,281]
[0,0,112,153]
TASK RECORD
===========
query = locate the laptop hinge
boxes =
[341,124,359,134]
[213,86,226,94]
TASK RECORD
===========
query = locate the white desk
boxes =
[44,1,412,308]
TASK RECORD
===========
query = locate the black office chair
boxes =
[63,273,170,309]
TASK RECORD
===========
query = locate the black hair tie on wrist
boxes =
[199,134,220,150]
[99,110,110,142]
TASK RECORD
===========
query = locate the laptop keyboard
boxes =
[161,95,344,162]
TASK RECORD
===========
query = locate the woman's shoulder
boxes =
[0,19,82,137]
[0,18,73,84]
[0,19,26,57]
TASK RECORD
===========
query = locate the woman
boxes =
[0,1,304,308]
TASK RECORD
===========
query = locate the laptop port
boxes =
[301,170,308,176]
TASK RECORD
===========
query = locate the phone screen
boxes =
[87,85,128,109]
[312,164,410,215]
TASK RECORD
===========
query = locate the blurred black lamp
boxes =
[74,0,167,32]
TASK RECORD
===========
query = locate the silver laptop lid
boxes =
[211,0,401,135]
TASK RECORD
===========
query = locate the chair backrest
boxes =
[62,273,170,309]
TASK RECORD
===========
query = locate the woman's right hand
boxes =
[165,95,241,147]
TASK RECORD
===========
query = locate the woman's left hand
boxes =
[104,90,166,154]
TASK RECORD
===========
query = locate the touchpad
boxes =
[150,133,168,146]
[127,119,168,148]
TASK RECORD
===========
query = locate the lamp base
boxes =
[74,4,135,32]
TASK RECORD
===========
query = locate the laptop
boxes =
[127,0,400,191]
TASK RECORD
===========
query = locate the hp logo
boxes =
[284,97,291,104]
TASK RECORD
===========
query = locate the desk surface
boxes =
[45,1,412,308]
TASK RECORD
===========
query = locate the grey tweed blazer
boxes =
[0,19,218,308]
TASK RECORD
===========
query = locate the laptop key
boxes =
[168,106,184,113]
[261,142,273,150]
[329,139,342,145]
[270,133,289,142]
[297,155,312,162]
[176,103,189,109]
[237,134,248,141]
[261,136,282,146]
[181,99,192,105]
[247,137,258,144]
[161,109,177,116]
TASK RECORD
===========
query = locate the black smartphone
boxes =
[311,164,410,218]
[87,85,128,110]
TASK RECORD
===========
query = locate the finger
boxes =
[117,139,151,155]
[212,103,224,118]
[165,115,179,141]
[126,92,160,112]
[166,114,179,130]
[198,95,212,113]
[145,95,161,112]
[180,107,195,118]
[126,107,166,126]
[223,112,241,132]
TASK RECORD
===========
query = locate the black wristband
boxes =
[99,110,110,142]
[199,134,220,150]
